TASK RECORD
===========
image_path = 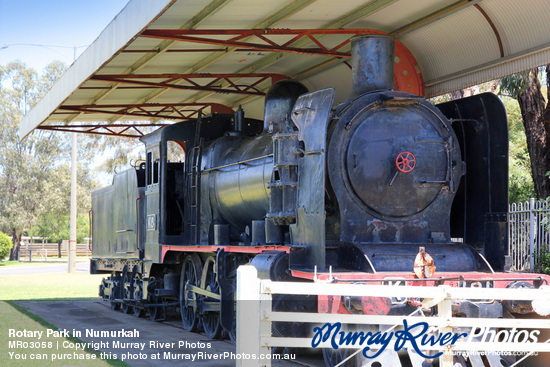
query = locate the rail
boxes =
[236,265,550,367]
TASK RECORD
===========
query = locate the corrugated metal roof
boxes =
[19,0,550,139]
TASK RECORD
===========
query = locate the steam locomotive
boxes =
[91,35,549,366]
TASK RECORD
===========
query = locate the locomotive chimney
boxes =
[350,34,395,98]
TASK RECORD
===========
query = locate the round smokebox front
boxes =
[344,101,450,218]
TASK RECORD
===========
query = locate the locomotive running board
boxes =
[289,87,335,271]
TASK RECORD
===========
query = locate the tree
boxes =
[500,67,550,199]
[28,163,96,245]
[0,61,70,259]
[0,231,13,261]
[0,60,152,260]
[503,96,537,202]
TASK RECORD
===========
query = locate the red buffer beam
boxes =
[90,73,289,96]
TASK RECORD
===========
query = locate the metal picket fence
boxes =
[509,198,550,272]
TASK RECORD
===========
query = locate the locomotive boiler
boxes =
[91,34,548,366]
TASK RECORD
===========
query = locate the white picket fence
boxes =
[236,265,550,367]
[509,198,550,272]
[231,201,550,366]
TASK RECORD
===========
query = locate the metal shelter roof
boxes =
[19,0,550,139]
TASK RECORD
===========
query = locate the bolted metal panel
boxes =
[91,168,142,259]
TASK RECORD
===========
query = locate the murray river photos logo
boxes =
[311,320,541,359]
[311,320,466,359]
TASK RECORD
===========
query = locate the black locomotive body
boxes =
[91,35,548,364]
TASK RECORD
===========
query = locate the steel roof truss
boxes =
[90,73,288,96]
[37,123,168,138]
[105,0,322,125]
[63,0,232,125]
[56,102,234,121]
[140,29,387,58]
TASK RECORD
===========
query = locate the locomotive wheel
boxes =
[132,271,144,317]
[200,256,222,339]
[121,268,134,314]
[109,286,120,311]
[148,297,164,321]
[227,326,237,343]
[99,280,106,299]
[109,275,120,311]
[322,348,356,367]
[322,323,362,367]
[133,305,144,317]
[133,275,144,317]
[148,278,164,321]
[180,254,202,332]
[121,296,132,314]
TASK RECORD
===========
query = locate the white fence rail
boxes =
[509,198,550,272]
[236,265,550,367]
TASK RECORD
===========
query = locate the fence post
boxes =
[438,287,454,367]
[530,198,536,272]
[236,265,267,367]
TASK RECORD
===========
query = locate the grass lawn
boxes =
[0,261,61,268]
[0,273,106,301]
[0,301,128,367]
[0,266,128,366]
[1,257,91,268]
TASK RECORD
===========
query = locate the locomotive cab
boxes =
[140,126,188,263]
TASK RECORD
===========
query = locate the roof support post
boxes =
[68,133,77,274]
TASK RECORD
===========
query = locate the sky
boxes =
[0,0,131,186]
[0,0,129,71]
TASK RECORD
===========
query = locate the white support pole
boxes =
[236,265,268,367]
[438,290,454,367]
[530,197,536,272]
[68,133,77,273]
[260,289,272,367]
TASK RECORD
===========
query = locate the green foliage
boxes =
[501,95,537,202]
[0,61,102,251]
[30,213,91,244]
[0,231,13,261]
[499,70,532,99]
[534,249,550,275]
[0,61,69,237]
[26,162,95,243]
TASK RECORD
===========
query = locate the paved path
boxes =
[16,300,321,366]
